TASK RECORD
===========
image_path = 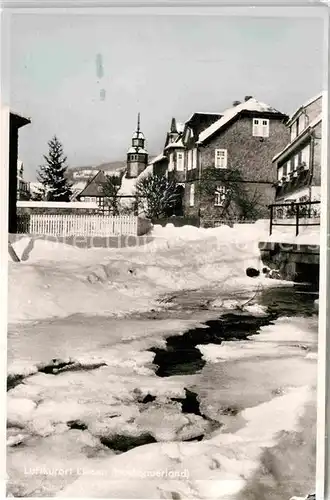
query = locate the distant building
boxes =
[272,93,322,204]
[9,112,31,233]
[77,170,114,213]
[126,113,148,179]
[17,160,31,200]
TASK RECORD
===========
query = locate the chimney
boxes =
[232,100,241,107]
[244,95,253,102]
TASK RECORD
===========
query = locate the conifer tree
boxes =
[37,136,72,201]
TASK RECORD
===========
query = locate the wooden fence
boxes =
[28,214,139,236]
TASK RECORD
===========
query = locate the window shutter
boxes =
[189,184,195,206]
[215,149,227,169]
[177,152,184,171]
[262,119,269,137]
[252,119,260,136]
[301,145,310,167]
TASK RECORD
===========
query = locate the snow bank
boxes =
[56,386,313,499]
[8,222,278,324]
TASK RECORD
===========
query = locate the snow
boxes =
[17,200,98,209]
[118,174,137,197]
[7,226,318,497]
[149,153,166,165]
[56,386,313,499]
[9,221,310,324]
[127,147,148,154]
[198,98,284,144]
[197,315,317,364]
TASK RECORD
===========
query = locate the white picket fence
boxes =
[29,214,139,236]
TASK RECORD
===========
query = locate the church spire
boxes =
[137,112,141,133]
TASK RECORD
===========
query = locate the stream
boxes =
[6,283,318,497]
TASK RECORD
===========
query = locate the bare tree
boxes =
[102,174,123,215]
[134,172,180,219]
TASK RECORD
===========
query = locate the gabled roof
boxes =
[272,112,322,163]
[77,170,109,197]
[127,146,148,154]
[148,153,166,165]
[198,98,287,144]
[164,138,185,150]
[186,112,222,124]
[10,111,31,128]
[287,92,322,125]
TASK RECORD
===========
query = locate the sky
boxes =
[9,12,324,181]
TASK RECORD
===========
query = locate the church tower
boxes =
[126,113,148,179]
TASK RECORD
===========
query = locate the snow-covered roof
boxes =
[272,113,322,162]
[127,147,148,154]
[287,92,323,124]
[149,153,166,165]
[118,174,137,197]
[198,98,285,144]
[177,122,184,133]
[132,130,145,139]
[137,164,153,181]
[164,139,185,150]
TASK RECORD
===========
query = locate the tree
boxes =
[197,167,264,220]
[37,136,72,201]
[134,172,181,219]
[102,173,123,215]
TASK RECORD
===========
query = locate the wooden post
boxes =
[269,205,273,236]
[296,203,300,237]
[8,241,20,262]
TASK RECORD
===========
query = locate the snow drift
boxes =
[8,223,271,324]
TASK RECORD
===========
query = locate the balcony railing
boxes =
[269,200,321,236]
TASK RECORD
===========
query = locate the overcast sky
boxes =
[9,13,324,181]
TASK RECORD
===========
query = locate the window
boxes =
[189,184,195,207]
[215,185,226,206]
[252,118,269,137]
[277,166,283,180]
[294,154,299,170]
[177,152,184,171]
[301,145,310,167]
[282,163,288,176]
[168,153,174,172]
[192,148,197,169]
[215,149,227,169]
[286,160,292,174]
[187,150,193,171]
[290,124,296,142]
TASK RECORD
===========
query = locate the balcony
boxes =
[269,200,320,236]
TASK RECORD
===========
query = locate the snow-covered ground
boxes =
[9,222,278,325]
[7,221,318,498]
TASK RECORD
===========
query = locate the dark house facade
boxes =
[9,112,31,233]
[272,93,322,205]
[182,97,289,222]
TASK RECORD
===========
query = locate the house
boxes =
[9,112,31,233]
[182,96,289,222]
[17,160,31,200]
[76,170,118,212]
[272,93,322,204]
